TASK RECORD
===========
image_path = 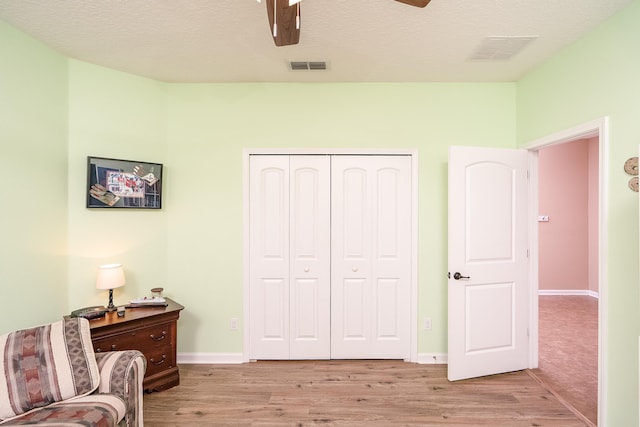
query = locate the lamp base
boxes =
[106,288,117,312]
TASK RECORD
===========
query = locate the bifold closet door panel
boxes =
[289,156,331,359]
[249,155,290,359]
[330,155,412,359]
[249,155,331,360]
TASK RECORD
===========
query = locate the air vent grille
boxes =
[468,36,538,61]
[289,61,327,71]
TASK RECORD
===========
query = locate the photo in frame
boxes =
[86,156,163,209]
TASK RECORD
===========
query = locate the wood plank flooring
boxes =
[144,361,588,426]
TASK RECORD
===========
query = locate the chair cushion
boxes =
[0,318,100,421]
[0,393,126,426]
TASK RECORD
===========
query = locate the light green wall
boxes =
[67,60,169,309]
[165,83,516,353]
[517,0,640,424]
[0,20,69,331]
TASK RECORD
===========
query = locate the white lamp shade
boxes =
[96,264,126,290]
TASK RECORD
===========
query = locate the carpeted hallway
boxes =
[531,295,598,425]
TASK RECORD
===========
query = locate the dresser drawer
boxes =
[93,322,174,353]
[144,346,176,376]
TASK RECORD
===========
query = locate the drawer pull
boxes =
[149,355,167,365]
[95,344,117,353]
[150,331,167,341]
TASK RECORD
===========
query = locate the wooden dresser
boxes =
[87,298,184,392]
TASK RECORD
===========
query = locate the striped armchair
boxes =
[0,318,145,427]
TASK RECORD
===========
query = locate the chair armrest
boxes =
[95,350,146,427]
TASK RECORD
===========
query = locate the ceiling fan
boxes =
[256,0,431,47]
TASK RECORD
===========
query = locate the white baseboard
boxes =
[538,289,599,299]
[178,352,448,365]
[416,353,448,364]
[177,352,244,364]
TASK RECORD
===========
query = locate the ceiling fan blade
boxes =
[394,0,431,7]
[265,0,301,46]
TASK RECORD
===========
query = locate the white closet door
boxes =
[331,156,412,359]
[249,155,331,359]
[289,156,331,359]
[249,155,290,359]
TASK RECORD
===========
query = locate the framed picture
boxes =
[86,156,163,209]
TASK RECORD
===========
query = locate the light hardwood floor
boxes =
[144,361,587,426]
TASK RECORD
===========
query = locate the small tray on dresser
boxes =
[87,297,184,392]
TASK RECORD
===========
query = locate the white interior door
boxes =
[448,146,530,381]
[331,155,412,359]
[249,155,330,359]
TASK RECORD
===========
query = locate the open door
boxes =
[448,146,530,381]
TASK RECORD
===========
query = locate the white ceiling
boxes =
[0,0,632,83]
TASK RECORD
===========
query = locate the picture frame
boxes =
[86,156,163,209]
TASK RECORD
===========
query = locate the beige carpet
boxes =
[532,295,598,425]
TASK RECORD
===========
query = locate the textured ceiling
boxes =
[0,0,632,83]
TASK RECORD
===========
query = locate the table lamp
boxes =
[96,263,126,312]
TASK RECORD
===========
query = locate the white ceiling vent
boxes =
[289,61,327,71]
[468,36,538,61]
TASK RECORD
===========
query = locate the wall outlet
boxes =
[230,318,239,330]
[423,317,432,331]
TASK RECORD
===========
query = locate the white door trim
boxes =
[523,116,609,427]
[243,148,419,363]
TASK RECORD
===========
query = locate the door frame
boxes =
[242,148,420,363]
[523,116,608,426]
